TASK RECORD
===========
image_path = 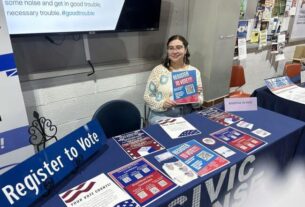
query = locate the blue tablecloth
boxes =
[35,107,305,207]
[251,76,305,122]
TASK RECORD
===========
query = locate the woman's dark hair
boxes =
[162,35,190,69]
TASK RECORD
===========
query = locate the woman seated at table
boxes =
[144,35,204,125]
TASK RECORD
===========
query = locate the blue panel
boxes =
[0,125,29,156]
[0,54,16,72]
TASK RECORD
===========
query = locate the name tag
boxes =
[224,97,257,112]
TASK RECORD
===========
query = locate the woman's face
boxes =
[167,39,187,64]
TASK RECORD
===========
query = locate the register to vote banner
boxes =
[0,120,107,207]
[0,2,34,174]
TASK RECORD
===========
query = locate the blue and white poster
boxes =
[172,70,198,104]
[0,3,34,174]
[237,20,248,38]
[168,140,230,177]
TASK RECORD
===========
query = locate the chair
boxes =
[283,63,301,78]
[229,65,251,98]
[92,100,142,138]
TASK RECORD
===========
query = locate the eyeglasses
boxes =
[167,45,184,52]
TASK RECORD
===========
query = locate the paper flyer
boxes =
[240,0,247,19]
[265,76,305,104]
[162,160,198,186]
[252,128,271,138]
[108,158,177,206]
[275,53,285,61]
[280,17,290,31]
[262,7,272,20]
[271,17,279,34]
[246,19,255,41]
[265,0,274,8]
[277,34,286,43]
[259,30,268,47]
[168,140,230,177]
[237,20,248,38]
[271,43,278,54]
[250,30,259,43]
[265,76,295,91]
[237,120,254,130]
[158,117,201,139]
[214,146,236,158]
[238,38,247,60]
[285,0,292,15]
[197,107,243,126]
[210,127,266,154]
[113,129,164,160]
[59,173,139,207]
[172,70,198,104]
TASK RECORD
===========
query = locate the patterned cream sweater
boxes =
[144,64,204,112]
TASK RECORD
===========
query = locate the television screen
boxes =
[2,0,162,35]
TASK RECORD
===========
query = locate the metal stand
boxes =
[28,111,58,152]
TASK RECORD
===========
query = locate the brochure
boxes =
[168,140,230,177]
[250,30,259,43]
[210,127,266,154]
[113,129,164,160]
[158,117,201,139]
[259,30,268,47]
[252,128,271,138]
[172,70,198,104]
[214,146,236,158]
[237,20,248,38]
[198,107,242,126]
[162,160,198,186]
[238,38,247,60]
[265,76,305,104]
[108,158,177,207]
[59,173,139,207]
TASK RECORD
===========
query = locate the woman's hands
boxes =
[163,99,176,109]
[162,86,202,109]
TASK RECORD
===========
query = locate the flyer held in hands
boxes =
[172,70,198,104]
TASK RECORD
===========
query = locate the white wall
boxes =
[21,62,154,139]
[241,43,305,94]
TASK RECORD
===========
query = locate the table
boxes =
[34,107,305,207]
[251,76,305,122]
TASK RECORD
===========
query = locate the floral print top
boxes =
[144,64,204,112]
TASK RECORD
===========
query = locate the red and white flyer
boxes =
[210,127,267,154]
[108,158,177,206]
